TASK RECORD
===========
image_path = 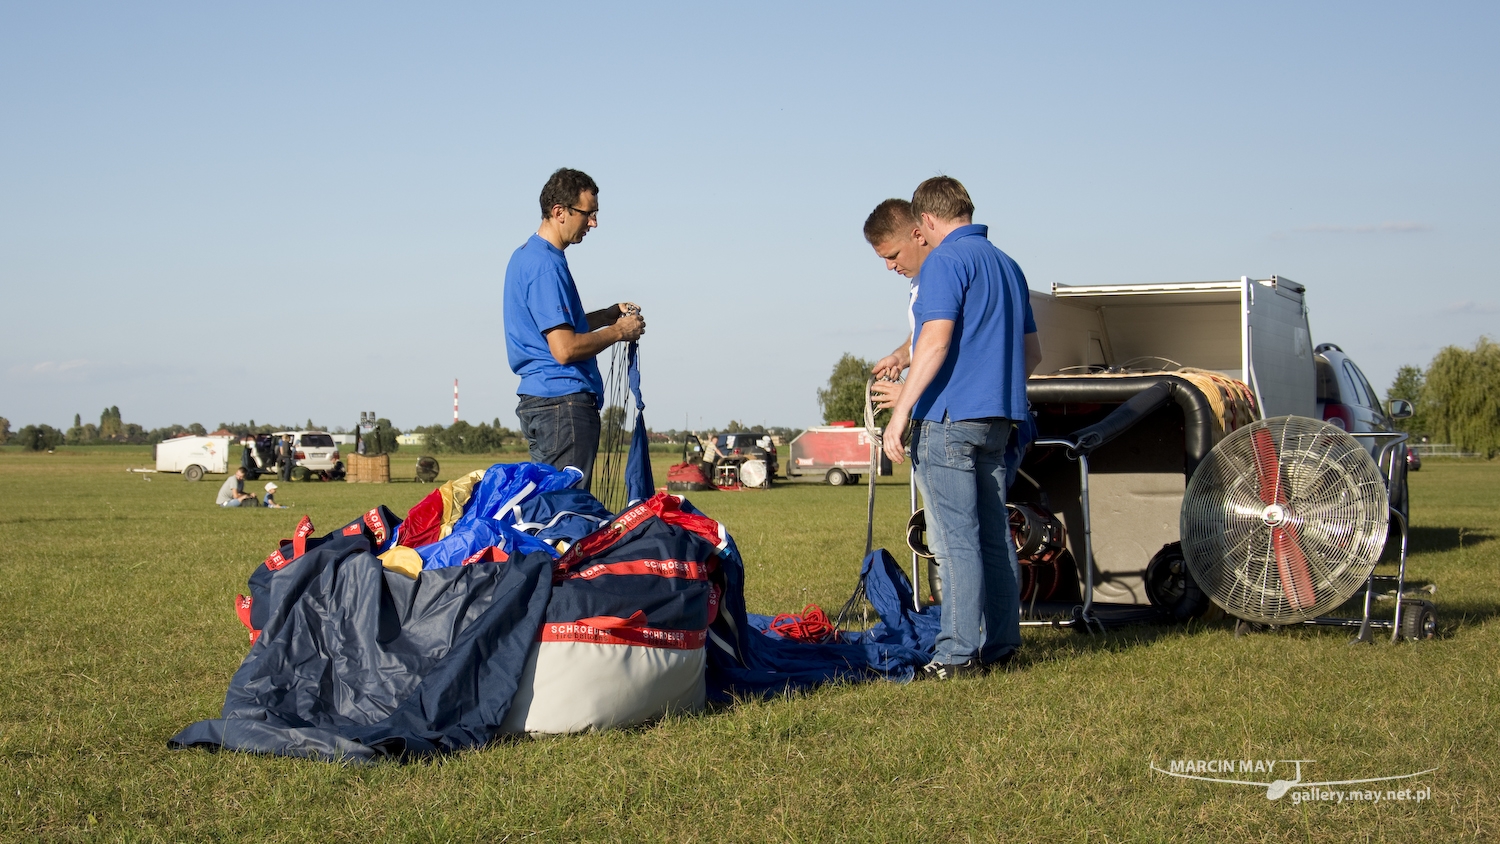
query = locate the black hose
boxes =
[1025,376,1220,477]
[1068,382,1173,456]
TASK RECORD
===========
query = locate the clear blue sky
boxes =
[3,2,1496,432]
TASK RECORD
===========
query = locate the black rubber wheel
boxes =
[1144,542,1211,622]
[848,475,861,486]
[183,464,204,482]
[826,468,849,486]
[1400,599,1437,641]
[290,465,310,482]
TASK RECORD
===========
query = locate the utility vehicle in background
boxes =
[153,434,233,481]
[786,423,892,486]
[243,431,345,481]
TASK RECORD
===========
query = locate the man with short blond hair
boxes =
[864,199,929,383]
[872,176,1040,679]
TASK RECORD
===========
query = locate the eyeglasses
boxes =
[567,206,599,221]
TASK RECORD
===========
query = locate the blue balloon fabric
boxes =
[171,351,949,761]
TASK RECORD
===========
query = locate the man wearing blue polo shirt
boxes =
[504,168,645,491]
[877,176,1041,679]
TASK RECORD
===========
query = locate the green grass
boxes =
[1,447,1497,842]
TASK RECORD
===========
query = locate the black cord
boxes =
[594,343,632,513]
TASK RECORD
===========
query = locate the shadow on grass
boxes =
[1014,616,1200,666]
[1403,525,1495,555]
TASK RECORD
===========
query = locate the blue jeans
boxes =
[516,392,601,491]
[912,416,1020,665]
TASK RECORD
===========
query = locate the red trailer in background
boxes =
[786,423,893,485]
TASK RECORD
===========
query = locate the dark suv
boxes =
[714,432,779,479]
[1314,343,1413,519]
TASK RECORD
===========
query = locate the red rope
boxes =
[768,603,839,644]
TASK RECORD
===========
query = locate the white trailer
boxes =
[1032,276,1316,418]
[1018,276,1317,606]
[154,435,232,481]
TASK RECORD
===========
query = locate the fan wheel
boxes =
[1143,542,1211,622]
[1400,599,1437,641]
[415,456,441,483]
[1181,416,1390,625]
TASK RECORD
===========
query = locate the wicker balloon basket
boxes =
[346,453,390,483]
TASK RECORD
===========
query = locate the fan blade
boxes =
[1250,427,1286,505]
[1271,523,1318,610]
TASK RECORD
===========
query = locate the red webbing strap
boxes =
[461,546,510,566]
[538,612,708,650]
[552,518,636,578]
[361,508,389,545]
[552,493,730,580]
[235,594,260,645]
[570,558,711,581]
[264,547,290,572]
[292,516,314,557]
[264,515,316,572]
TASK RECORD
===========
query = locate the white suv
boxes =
[271,431,343,477]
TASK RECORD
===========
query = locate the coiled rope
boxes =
[768,603,839,644]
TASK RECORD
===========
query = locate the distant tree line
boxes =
[410,419,519,454]
[213,419,323,437]
[0,409,350,452]
[2,407,221,451]
[646,425,804,443]
[1388,336,1500,457]
[405,418,807,455]
[0,405,813,455]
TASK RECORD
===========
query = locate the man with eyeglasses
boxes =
[504,168,646,491]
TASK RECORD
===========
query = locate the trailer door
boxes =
[1245,276,1316,419]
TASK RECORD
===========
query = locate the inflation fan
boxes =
[1180,416,1389,625]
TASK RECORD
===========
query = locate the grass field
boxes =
[1,447,1497,842]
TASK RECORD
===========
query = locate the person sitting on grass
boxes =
[263,482,286,509]
[216,468,259,508]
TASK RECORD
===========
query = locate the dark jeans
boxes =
[516,392,601,491]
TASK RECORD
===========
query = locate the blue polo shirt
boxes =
[503,234,604,403]
[910,224,1036,423]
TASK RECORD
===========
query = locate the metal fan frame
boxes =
[1182,417,1391,624]
[1186,422,1417,643]
[1297,430,1417,644]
